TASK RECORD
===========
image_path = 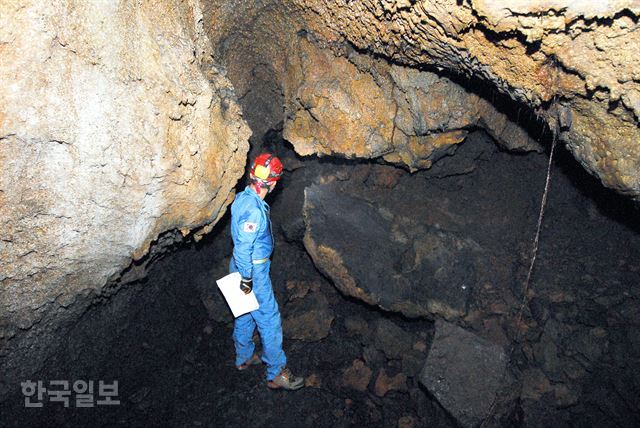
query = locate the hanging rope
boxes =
[517,121,558,326]
[480,116,559,426]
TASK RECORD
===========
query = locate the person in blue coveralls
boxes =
[229,153,305,390]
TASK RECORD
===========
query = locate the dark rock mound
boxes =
[282,290,334,341]
[302,183,487,319]
[419,319,510,427]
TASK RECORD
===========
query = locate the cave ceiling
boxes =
[203,0,640,198]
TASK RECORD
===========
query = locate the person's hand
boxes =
[240,278,253,295]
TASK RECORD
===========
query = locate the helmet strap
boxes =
[250,176,272,192]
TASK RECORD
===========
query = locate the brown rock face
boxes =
[341,359,373,392]
[282,290,335,341]
[202,0,304,141]
[201,0,640,197]
[0,1,250,339]
[374,368,407,397]
[290,0,640,197]
[284,37,541,171]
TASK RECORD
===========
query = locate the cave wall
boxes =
[201,0,640,198]
[201,0,545,170]
[0,0,250,386]
[202,0,304,140]
[283,36,542,170]
[288,0,640,197]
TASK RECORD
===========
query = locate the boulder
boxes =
[303,183,486,319]
[344,315,370,337]
[285,280,312,302]
[374,368,408,397]
[419,319,509,428]
[397,415,416,428]
[341,359,373,392]
[373,319,413,359]
[282,291,334,341]
[362,346,387,370]
[521,368,553,401]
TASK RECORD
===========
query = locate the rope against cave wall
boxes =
[481,97,560,426]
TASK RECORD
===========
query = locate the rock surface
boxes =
[0,0,250,383]
[303,183,486,319]
[374,368,407,397]
[341,359,373,392]
[282,290,335,341]
[202,0,640,197]
[202,0,303,141]
[419,319,509,427]
[291,0,640,198]
[284,37,541,171]
[373,319,413,359]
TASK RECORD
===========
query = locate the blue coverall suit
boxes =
[229,185,286,381]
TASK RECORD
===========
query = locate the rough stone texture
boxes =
[0,0,250,388]
[201,0,640,196]
[344,315,370,337]
[202,0,304,142]
[282,290,334,341]
[397,415,417,428]
[284,37,541,171]
[420,319,509,427]
[303,183,487,319]
[374,368,408,397]
[341,359,373,392]
[401,349,426,378]
[373,318,413,359]
[289,0,640,198]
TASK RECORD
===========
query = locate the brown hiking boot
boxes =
[236,353,262,371]
[267,367,305,390]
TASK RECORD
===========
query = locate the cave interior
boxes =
[2,1,640,427]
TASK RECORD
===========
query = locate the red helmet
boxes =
[250,153,283,188]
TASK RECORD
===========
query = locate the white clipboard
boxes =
[216,272,260,318]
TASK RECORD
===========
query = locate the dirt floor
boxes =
[2,131,639,427]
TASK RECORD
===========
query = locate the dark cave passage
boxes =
[3,128,639,427]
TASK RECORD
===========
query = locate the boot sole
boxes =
[267,381,304,390]
[236,355,262,371]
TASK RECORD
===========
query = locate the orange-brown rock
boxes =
[282,290,334,341]
[201,0,640,196]
[374,368,408,397]
[284,38,540,171]
[290,0,640,197]
[341,359,373,392]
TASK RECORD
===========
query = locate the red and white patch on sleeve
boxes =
[243,222,258,233]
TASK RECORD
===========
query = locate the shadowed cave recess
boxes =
[2,1,640,427]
